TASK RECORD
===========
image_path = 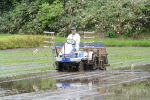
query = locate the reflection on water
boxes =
[56,78,107,92]
[0,71,108,99]
[33,85,38,92]
[0,73,56,97]
[131,70,135,75]
[131,64,134,71]
[0,64,150,100]
[55,76,107,100]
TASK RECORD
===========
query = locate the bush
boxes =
[0,35,47,50]
[0,35,150,50]
[107,30,117,38]
[0,0,150,38]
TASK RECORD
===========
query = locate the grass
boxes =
[55,36,150,48]
[0,34,150,50]
[0,34,14,38]
[83,36,150,47]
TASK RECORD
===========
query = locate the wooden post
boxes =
[83,31,95,63]
[43,31,55,59]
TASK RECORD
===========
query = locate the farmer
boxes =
[67,27,80,57]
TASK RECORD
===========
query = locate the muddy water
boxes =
[0,64,150,100]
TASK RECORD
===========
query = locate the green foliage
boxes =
[0,35,46,50]
[0,0,40,34]
[38,0,64,29]
[0,34,14,38]
[1,34,150,50]
[0,0,150,38]
[107,29,117,38]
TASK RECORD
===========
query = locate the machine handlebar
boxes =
[66,39,76,45]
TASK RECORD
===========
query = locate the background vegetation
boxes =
[0,35,46,49]
[0,0,150,38]
[0,34,150,50]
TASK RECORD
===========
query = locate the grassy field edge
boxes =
[0,34,150,50]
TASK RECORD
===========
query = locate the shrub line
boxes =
[0,35,150,50]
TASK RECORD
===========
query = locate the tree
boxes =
[38,0,64,30]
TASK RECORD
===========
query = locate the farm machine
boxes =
[44,31,110,71]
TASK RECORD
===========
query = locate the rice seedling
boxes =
[32,49,39,55]
[107,81,150,100]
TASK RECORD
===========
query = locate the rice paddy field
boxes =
[0,48,55,77]
[0,47,150,77]
[0,34,150,100]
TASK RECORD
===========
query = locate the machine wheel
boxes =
[57,63,63,71]
[92,59,98,70]
[92,54,98,70]
[101,56,107,64]
[78,61,84,71]
[57,64,61,71]
[99,61,106,70]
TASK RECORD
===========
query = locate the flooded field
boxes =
[0,64,150,100]
[0,47,150,99]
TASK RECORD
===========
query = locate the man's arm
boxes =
[76,34,80,44]
[67,34,71,39]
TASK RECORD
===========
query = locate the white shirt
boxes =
[67,33,80,44]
